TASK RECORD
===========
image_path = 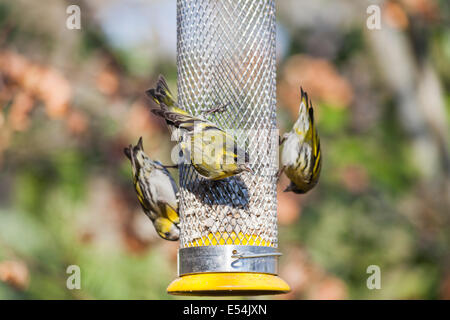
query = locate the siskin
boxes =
[279,88,322,194]
[124,137,180,241]
[146,76,252,181]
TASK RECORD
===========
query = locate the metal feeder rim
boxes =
[177,245,282,276]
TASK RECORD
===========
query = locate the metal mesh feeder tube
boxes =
[167,0,290,296]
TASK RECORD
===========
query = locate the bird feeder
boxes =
[167,0,290,295]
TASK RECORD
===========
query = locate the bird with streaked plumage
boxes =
[146,75,253,181]
[279,87,322,194]
[124,138,180,241]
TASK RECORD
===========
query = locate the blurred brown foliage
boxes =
[0,260,29,291]
[278,54,353,114]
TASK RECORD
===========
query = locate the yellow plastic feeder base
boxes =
[167,273,290,296]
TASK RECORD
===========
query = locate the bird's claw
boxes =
[201,102,230,115]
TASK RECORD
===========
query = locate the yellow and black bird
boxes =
[279,88,321,193]
[146,75,253,180]
[124,137,180,241]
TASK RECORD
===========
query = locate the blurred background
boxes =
[0,0,449,299]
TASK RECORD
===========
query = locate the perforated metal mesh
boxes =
[177,0,278,248]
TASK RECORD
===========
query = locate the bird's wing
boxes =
[151,168,178,211]
[280,132,301,167]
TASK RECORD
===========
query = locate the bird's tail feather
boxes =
[146,74,177,108]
